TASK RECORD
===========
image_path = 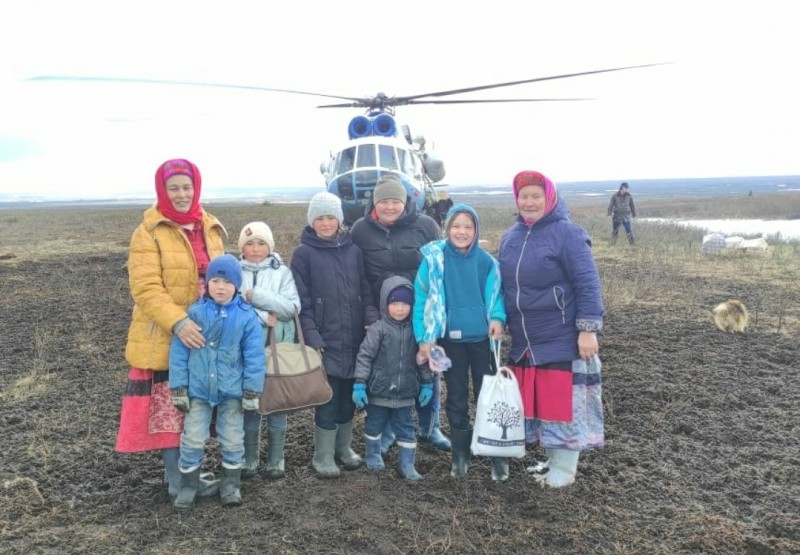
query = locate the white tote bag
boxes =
[471,341,526,458]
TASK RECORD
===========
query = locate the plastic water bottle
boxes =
[428,346,452,373]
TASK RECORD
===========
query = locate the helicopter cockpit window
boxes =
[337,147,356,173]
[398,149,414,175]
[378,144,399,170]
[356,144,376,168]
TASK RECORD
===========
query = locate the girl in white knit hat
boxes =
[237,221,301,479]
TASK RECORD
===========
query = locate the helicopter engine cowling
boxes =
[371,113,396,137]
[348,116,372,139]
[422,153,446,183]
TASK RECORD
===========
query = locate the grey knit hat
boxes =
[307,191,344,226]
[373,176,407,205]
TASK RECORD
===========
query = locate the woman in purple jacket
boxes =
[498,170,605,488]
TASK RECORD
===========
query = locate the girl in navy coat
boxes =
[499,171,605,488]
[290,192,379,478]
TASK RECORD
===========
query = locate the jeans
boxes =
[611,220,633,236]
[179,397,244,470]
[441,338,494,431]
[243,411,288,433]
[365,405,415,444]
[314,375,356,430]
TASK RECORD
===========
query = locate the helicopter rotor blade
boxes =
[317,97,593,108]
[396,62,671,103]
[26,75,362,103]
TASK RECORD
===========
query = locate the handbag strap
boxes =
[267,312,313,375]
[491,337,502,371]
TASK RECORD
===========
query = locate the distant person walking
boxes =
[607,182,637,245]
[115,158,226,502]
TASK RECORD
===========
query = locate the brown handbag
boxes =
[258,313,333,416]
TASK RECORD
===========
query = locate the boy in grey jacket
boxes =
[352,276,433,481]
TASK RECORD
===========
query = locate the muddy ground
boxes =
[0,202,798,554]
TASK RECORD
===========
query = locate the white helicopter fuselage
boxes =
[320,134,434,224]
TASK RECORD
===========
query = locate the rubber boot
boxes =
[162,448,182,499]
[540,448,579,488]
[264,428,286,479]
[418,406,451,452]
[163,448,220,499]
[380,423,396,456]
[491,457,510,482]
[220,466,243,507]
[364,434,385,471]
[449,427,472,478]
[334,420,363,470]
[312,426,341,478]
[242,428,260,479]
[172,467,200,512]
[397,443,423,481]
[627,232,636,246]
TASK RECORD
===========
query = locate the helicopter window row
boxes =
[334,144,423,184]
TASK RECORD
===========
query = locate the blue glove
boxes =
[418,384,433,407]
[352,383,368,408]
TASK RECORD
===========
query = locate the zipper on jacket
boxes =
[514,226,536,365]
[553,286,566,324]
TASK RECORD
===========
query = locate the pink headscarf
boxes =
[512,170,558,224]
[154,159,204,225]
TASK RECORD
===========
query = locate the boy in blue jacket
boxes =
[169,254,266,511]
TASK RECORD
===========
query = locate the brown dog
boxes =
[712,300,749,333]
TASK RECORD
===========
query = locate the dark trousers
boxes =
[611,220,633,240]
[365,405,415,444]
[441,338,495,431]
[315,375,356,430]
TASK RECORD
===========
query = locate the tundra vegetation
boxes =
[1,192,798,554]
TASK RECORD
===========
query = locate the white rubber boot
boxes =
[537,448,579,488]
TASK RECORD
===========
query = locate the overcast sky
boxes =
[1,0,798,199]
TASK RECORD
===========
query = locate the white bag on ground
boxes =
[471,365,526,459]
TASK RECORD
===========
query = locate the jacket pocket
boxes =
[313,298,325,327]
[446,306,487,342]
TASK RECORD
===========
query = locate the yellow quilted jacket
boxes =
[124,205,226,371]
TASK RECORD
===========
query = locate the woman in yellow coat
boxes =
[115,159,226,500]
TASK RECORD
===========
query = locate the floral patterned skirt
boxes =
[115,368,183,453]
[509,356,604,452]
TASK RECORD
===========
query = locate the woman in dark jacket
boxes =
[291,192,379,478]
[350,175,450,453]
[499,170,605,488]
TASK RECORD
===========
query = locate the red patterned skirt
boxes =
[115,368,183,453]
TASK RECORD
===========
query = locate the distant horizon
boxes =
[2,174,799,207]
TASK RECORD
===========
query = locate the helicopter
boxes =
[29,63,667,225]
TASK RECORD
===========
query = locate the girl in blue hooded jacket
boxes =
[413,204,507,481]
[499,170,605,489]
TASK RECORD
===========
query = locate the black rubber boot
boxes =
[450,427,472,478]
[491,457,510,482]
[242,428,260,479]
[173,467,200,512]
[220,466,243,507]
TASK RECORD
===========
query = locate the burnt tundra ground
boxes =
[1,197,798,554]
